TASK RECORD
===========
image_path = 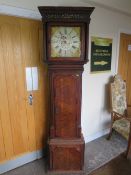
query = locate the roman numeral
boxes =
[73,41,78,43]
[64,28,67,34]
[59,49,62,53]
[72,46,76,49]
[69,30,73,35]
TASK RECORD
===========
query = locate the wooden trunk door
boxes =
[52,72,81,138]
[52,145,83,170]
[118,33,131,105]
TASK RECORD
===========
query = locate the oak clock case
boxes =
[38,6,94,174]
[47,23,86,61]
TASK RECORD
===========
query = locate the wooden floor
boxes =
[90,154,131,175]
[2,155,131,175]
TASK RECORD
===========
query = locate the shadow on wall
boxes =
[100,75,114,129]
[103,75,114,113]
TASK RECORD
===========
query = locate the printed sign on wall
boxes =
[91,37,112,73]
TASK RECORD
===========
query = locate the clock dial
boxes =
[51,27,81,57]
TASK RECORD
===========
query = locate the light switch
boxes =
[128,45,131,51]
[25,67,32,91]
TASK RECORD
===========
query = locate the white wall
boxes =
[0,1,131,143]
[82,6,131,142]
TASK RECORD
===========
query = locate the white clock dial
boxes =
[51,27,81,57]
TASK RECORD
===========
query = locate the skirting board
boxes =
[0,128,109,174]
[0,150,44,174]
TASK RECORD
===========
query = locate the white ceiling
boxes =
[0,0,131,16]
[82,0,131,16]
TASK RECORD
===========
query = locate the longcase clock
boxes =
[38,6,94,174]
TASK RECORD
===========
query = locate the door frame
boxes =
[116,29,131,73]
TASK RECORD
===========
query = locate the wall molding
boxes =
[0,150,44,174]
[82,0,131,18]
[0,2,131,21]
[0,5,41,20]
[84,128,110,143]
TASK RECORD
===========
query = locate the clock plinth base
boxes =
[48,137,85,174]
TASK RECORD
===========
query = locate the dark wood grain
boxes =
[49,138,85,172]
[38,6,94,174]
[38,6,94,22]
[51,72,82,138]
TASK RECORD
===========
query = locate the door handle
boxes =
[28,94,33,105]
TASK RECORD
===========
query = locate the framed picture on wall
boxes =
[91,36,112,73]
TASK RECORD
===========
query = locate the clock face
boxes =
[50,27,81,58]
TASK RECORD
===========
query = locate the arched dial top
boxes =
[51,26,81,58]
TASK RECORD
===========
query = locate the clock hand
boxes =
[72,35,77,38]
[73,41,79,43]
[72,46,77,49]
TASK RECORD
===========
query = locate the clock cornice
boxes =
[38,6,94,22]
